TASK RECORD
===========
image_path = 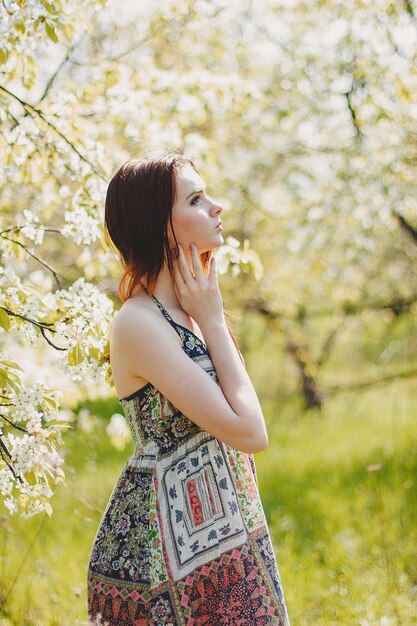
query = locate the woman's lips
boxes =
[215,223,223,231]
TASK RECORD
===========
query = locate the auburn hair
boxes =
[104,148,244,364]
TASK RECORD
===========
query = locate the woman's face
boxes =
[169,164,224,255]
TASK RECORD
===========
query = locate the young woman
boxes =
[87,150,291,625]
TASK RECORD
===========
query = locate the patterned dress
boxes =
[87,283,291,626]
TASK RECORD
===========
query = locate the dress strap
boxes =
[140,281,182,336]
[140,281,208,351]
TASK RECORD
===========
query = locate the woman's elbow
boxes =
[251,433,269,453]
[238,430,269,454]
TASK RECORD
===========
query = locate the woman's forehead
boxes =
[177,164,204,193]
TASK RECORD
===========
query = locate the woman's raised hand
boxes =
[171,243,223,326]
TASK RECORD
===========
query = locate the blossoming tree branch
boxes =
[0,0,259,518]
[1,0,416,517]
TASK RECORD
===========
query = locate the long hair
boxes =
[104,148,245,365]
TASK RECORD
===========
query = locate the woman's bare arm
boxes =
[112,303,268,454]
[171,242,268,451]
[197,311,268,450]
[112,243,269,453]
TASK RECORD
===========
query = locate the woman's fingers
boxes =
[171,247,186,290]
[209,254,217,285]
[190,243,205,283]
[172,243,208,295]
[177,243,195,287]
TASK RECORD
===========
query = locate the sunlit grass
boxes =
[257,380,417,625]
[1,379,416,625]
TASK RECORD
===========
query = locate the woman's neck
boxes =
[130,252,194,311]
[143,263,180,309]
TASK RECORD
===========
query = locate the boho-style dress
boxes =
[87,283,291,625]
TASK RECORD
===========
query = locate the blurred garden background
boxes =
[0,0,416,624]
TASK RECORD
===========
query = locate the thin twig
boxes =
[0,306,68,351]
[0,84,106,180]
[0,306,55,329]
[0,233,64,289]
[39,326,67,350]
[0,225,64,236]
[246,293,417,321]
[0,440,24,484]
[38,51,71,103]
[0,414,28,434]
[325,367,417,397]
[68,11,194,67]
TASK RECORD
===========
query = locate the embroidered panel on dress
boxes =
[156,432,247,582]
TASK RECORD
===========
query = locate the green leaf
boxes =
[68,345,84,366]
[52,423,72,432]
[0,359,23,371]
[0,368,12,388]
[89,346,100,360]
[45,21,58,43]
[0,309,10,331]
[25,471,37,485]
[4,369,20,383]
[15,21,26,34]
[44,502,53,517]
[105,365,114,387]
[44,396,59,411]
[5,377,20,395]
[12,241,26,262]
[0,47,9,64]
[102,338,110,359]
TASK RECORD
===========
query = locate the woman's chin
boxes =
[198,233,224,254]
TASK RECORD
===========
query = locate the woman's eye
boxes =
[191,195,201,205]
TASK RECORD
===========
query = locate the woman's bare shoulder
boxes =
[110,294,181,350]
[110,294,152,334]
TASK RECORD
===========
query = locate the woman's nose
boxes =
[211,200,223,215]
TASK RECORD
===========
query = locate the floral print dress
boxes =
[87,283,291,626]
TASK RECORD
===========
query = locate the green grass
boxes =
[0,379,416,625]
[258,382,417,625]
